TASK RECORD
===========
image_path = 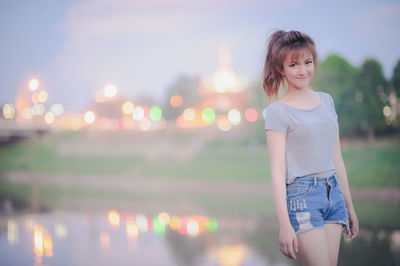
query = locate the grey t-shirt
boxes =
[264,91,338,184]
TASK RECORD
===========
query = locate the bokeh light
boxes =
[29,78,39,91]
[228,108,241,125]
[122,101,135,115]
[150,106,162,121]
[50,104,64,116]
[32,104,45,116]
[108,210,120,228]
[207,218,218,232]
[217,116,231,131]
[183,108,196,121]
[104,84,117,98]
[38,91,48,103]
[136,215,148,232]
[126,221,138,239]
[153,216,166,235]
[44,112,55,124]
[187,220,200,236]
[245,108,258,122]
[170,94,182,107]
[84,111,95,124]
[169,216,181,231]
[202,108,216,124]
[133,106,144,121]
[3,104,16,119]
[158,212,170,226]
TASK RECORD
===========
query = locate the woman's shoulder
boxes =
[317,91,334,101]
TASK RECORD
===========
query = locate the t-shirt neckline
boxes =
[277,91,322,112]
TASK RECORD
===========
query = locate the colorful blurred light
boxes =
[383,106,391,117]
[38,90,48,103]
[34,225,44,257]
[126,221,138,239]
[187,220,200,236]
[150,106,162,121]
[84,111,95,124]
[29,78,39,91]
[217,245,245,266]
[54,223,67,239]
[50,104,64,116]
[228,109,241,125]
[217,116,231,131]
[207,218,218,232]
[183,108,196,121]
[136,215,148,232]
[43,234,53,257]
[133,106,144,121]
[108,210,120,228]
[100,232,110,248]
[245,108,258,122]
[122,101,135,115]
[153,216,166,235]
[169,216,181,231]
[202,108,216,124]
[158,212,170,226]
[3,104,16,119]
[7,219,18,246]
[32,104,45,116]
[104,84,117,98]
[170,94,183,107]
[44,112,55,124]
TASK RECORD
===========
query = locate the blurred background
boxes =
[1,0,400,265]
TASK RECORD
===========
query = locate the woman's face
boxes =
[281,49,315,90]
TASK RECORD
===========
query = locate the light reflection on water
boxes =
[0,210,285,266]
[1,209,400,266]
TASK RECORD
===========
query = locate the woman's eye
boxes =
[289,63,296,67]
[306,60,313,64]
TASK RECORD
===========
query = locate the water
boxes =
[1,206,399,266]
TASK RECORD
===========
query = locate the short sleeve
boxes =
[326,93,338,120]
[264,104,288,134]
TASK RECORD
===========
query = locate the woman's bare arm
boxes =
[332,131,354,213]
[266,130,290,227]
[266,129,298,259]
[333,129,359,238]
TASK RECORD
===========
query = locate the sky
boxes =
[1,0,399,112]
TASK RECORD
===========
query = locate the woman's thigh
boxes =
[324,223,343,266]
[297,228,331,266]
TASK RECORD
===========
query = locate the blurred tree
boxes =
[355,59,388,140]
[391,60,400,96]
[161,76,201,121]
[388,60,400,127]
[313,54,358,137]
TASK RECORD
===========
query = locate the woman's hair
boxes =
[262,30,317,98]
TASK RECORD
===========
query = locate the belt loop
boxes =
[313,177,316,186]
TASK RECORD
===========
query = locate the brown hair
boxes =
[262,30,318,98]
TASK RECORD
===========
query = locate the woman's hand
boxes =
[344,208,359,239]
[279,224,298,259]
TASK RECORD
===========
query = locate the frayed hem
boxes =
[325,220,351,234]
[295,225,325,235]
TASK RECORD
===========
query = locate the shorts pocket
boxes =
[286,183,315,199]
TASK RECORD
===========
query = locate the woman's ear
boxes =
[276,66,284,76]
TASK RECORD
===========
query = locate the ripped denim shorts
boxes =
[286,173,350,235]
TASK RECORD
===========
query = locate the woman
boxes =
[263,30,359,266]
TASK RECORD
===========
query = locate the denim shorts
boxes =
[286,173,350,234]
